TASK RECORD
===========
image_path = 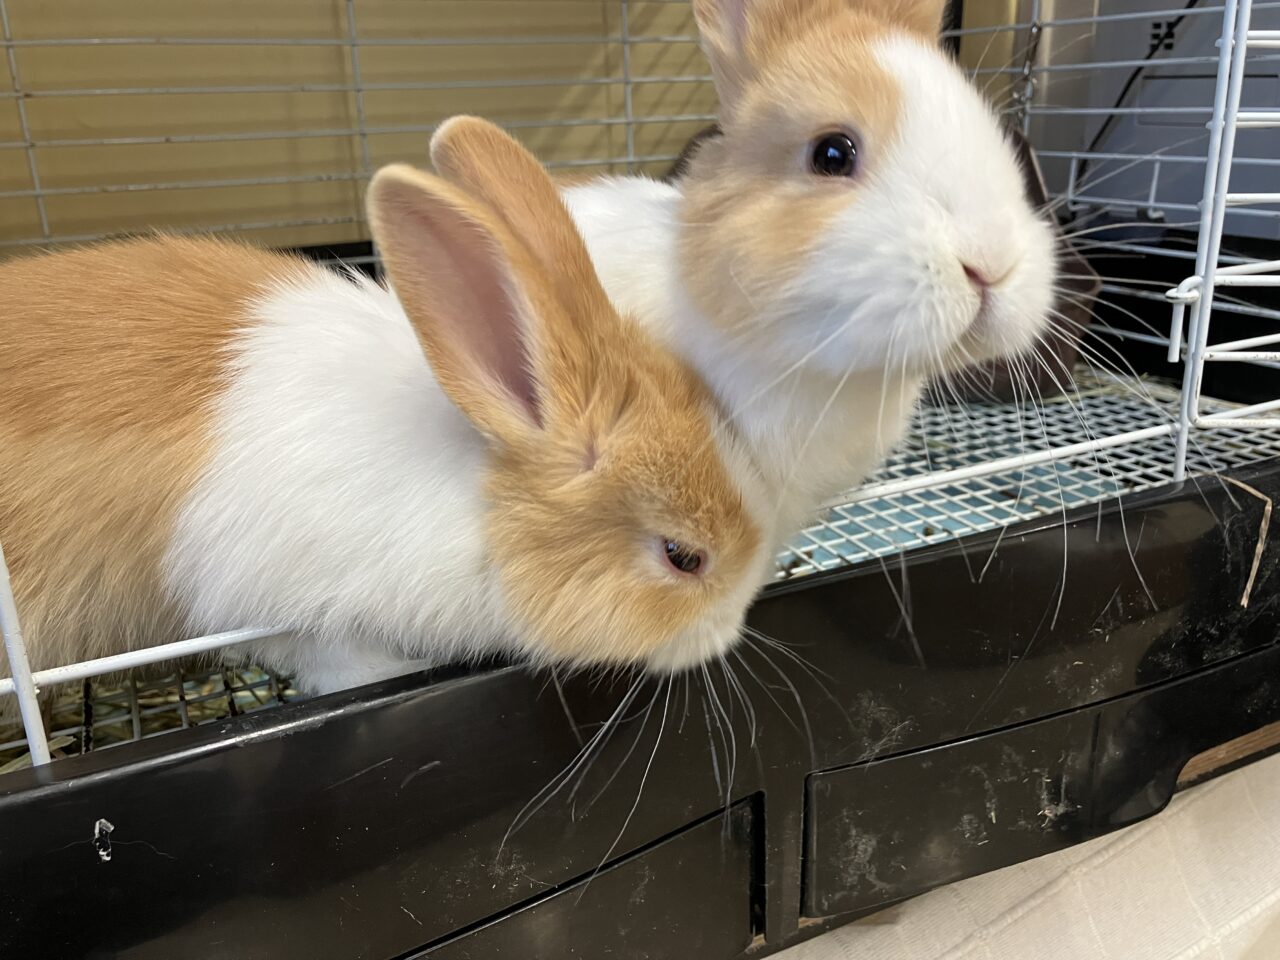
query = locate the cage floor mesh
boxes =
[5,373,1280,771]
[0,667,299,773]
[777,374,1280,579]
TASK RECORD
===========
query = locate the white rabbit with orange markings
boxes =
[0,118,770,698]
[564,0,1057,547]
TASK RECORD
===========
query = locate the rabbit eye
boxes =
[809,132,858,178]
[663,539,704,575]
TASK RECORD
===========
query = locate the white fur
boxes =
[563,36,1056,545]
[164,268,520,693]
[799,37,1057,375]
[163,266,771,690]
[564,174,916,546]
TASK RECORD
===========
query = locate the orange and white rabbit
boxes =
[0,117,769,698]
[564,0,1058,545]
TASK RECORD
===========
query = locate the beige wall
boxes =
[1,1,1019,260]
[0,0,713,257]
[955,0,1021,113]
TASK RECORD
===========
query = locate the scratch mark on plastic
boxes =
[398,760,443,791]
[325,757,394,791]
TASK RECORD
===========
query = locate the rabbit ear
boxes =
[692,0,947,112]
[427,116,616,329]
[366,163,548,443]
[690,0,755,114]
[850,0,948,35]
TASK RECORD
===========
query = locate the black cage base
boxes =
[3,461,1280,959]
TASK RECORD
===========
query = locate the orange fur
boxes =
[746,0,946,48]
[487,316,761,664]
[429,117,617,333]
[0,237,308,697]
[681,9,902,343]
[693,0,941,111]
[373,119,763,664]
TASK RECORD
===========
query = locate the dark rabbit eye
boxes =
[663,539,704,575]
[809,132,858,177]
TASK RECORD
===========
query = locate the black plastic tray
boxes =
[3,461,1279,959]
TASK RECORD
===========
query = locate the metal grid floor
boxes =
[0,667,298,773]
[777,374,1280,579]
[5,374,1280,771]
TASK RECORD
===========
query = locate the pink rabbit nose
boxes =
[963,263,992,291]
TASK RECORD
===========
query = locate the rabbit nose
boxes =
[963,262,992,292]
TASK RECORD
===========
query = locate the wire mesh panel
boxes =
[779,373,1280,579]
[0,667,298,773]
[999,1,1280,326]
[943,2,1280,502]
[0,0,712,256]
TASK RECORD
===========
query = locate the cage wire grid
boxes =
[0,0,714,257]
[961,1,1280,330]
[3,1,1280,768]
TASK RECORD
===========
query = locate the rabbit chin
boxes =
[641,607,753,674]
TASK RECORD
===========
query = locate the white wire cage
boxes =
[2,0,1279,771]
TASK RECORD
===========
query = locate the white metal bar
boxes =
[0,0,49,239]
[1236,111,1280,127]
[1249,29,1280,46]
[344,0,372,181]
[1211,275,1280,286]
[620,0,636,172]
[1194,416,1280,428]
[1092,243,1223,264]
[0,541,50,765]
[1070,193,1280,218]
[0,215,363,249]
[1040,51,1279,73]
[1173,0,1252,477]
[1218,258,1280,276]
[0,34,701,48]
[1019,0,1040,136]
[1146,160,1163,215]
[1196,421,1280,430]
[0,112,720,152]
[0,171,365,200]
[1030,106,1213,116]
[974,51,1280,77]
[1203,397,1280,420]
[1040,3,1279,29]
[0,147,683,247]
[1208,331,1280,351]
[0,628,289,699]
[0,74,713,98]
[1117,283,1280,322]
[1039,150,1280,168]
[1093,326,1174,348]
[834,426,1176,506]
[1202,350,1280,360]
[942,2,1280,36]
[1225,193,1280,205]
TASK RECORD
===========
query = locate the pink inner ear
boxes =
[406,203,543,428]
